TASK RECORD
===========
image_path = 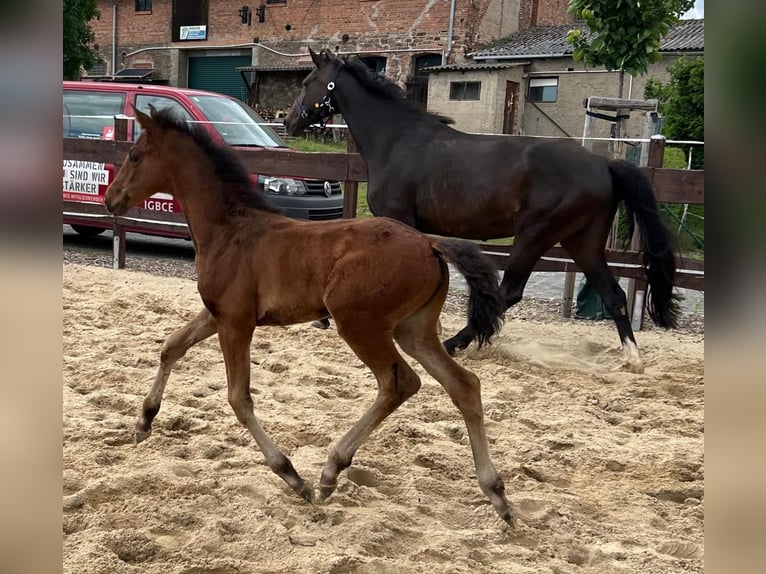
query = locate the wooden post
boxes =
[343,135,359,219]
[629,134,666,330]
[627,114,659,317]
[111,115,130,269]
[114,114,129,141]
[562,269,576,318]
[112,223,126,269]
[343,181,358,218]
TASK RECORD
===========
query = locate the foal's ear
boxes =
[133,105,154,131]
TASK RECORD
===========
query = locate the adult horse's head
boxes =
[284,47,343,136]
[105,105,170,216]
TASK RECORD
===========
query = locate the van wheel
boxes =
[71,224,106,237]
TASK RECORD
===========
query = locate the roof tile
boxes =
[472,18,704,59]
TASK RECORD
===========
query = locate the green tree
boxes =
[63,0,102,80]
[646,56,704,252]
[567,0,694,99]
[645,56,704,167]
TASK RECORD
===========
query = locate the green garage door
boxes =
[188,55,251,100]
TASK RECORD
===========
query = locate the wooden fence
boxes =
[63,118,703,327]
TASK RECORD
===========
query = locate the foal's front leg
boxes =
[217,322,314,502]
[136,307,217,443]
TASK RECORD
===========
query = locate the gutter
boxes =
[124,44,444,60]
[111,1,117,74]
[471,53,566,61]
[443,0,456,65]
[472,50,702,61]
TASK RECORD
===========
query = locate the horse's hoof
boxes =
[500,510,515,527]
[311,319,331,330]
[296,482,315,503]
[443,342,457,356]
[318,483,336,502]
[625,361,645,375]
[135,428,152,445]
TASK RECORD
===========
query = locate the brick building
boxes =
[86,1,571,115]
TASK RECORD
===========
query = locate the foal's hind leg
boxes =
[396,309,513,525]
[136,307,217,443]
[562,232,644,373]
[317,319,422,501]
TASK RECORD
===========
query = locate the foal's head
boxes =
[105,106,173,216]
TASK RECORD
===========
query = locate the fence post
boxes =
[343,135,359,218]
[629,134,666,330]
[112,223,126,269]
[111,115,130,269]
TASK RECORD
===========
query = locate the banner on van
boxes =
[63,160,109,203]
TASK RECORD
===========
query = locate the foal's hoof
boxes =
[135,428,152,445]
[500,510,515,527]
[443,341,457,357]
[311,318,331,330]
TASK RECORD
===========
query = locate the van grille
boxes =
[304,180,342,196]
[309,207,344,221]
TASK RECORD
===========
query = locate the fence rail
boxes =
[63,118,703,326]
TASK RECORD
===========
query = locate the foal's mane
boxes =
[341,56,454,125]
[151,107,280,215]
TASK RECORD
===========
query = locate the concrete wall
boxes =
[427,66,524,133]
[426,53,693,153]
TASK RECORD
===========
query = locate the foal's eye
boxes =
[128,148,140,162]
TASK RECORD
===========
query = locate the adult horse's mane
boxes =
[341,56,454,125]
[149,107,280,215]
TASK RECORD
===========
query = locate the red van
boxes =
[63,81,343,238]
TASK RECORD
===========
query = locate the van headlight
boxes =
[262,176,307,196]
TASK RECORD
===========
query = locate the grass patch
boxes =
[287,136,373,218]
[285,137,347,153]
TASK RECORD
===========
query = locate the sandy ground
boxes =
[63,263,704,574]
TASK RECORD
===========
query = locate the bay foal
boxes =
[104,106,513,524]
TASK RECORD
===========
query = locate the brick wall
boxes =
[90,1,528,85]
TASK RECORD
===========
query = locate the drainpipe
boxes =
[443,0,456,65]
[111,1,117,75]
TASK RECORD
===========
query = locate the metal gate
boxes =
[187,55,251,100]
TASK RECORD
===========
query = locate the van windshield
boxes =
[189,95,287,148]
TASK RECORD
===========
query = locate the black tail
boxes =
[434,239,505,347]
[609,159,681,329]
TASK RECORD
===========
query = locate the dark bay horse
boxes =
[104,106,514,524]
[284,48,681,374]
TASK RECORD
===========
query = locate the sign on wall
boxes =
[179,25,207,40]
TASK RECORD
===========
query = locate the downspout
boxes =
[111,1,117,75]
[443,0,456,65]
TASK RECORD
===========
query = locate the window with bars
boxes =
[135,0,152,11]
[449,81,481,101]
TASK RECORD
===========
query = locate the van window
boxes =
[134,94,195,139]
[63,90,126,139]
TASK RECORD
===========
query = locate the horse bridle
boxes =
[292,63,343,128]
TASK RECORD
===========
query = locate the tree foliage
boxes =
[566,0,694,77]
[63,0,102,80]
[645,56,704,146]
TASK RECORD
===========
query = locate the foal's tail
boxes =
[434,239,505,347]
[609,159,681,329]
